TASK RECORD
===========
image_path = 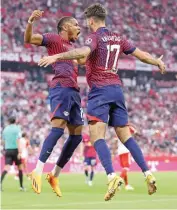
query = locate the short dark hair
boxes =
[8,117,16,124]
[57,16,74,33]
[84,3,107,21]
[22,133,27,138]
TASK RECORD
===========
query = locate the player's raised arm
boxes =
[24,10,44,45]
[131,48,166,74]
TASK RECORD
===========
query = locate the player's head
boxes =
[22,133,27,138]
[84,3,107,31]
[8,117,16,124]
[57,16,80,42]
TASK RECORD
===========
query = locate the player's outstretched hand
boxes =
[38,55,58,67]
[157,55,166,74]
[29,10,44,23]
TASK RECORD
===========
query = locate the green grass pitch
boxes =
[1,172,177,209]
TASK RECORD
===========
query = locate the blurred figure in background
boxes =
[18,133,33,177]
[117,138,134,191]
[1,117,25,191]
[83,133,97,186]
[111,125,138,191]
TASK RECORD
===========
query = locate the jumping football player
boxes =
[24,10,83,196]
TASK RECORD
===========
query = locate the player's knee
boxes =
[18,164,23,170]
[115,125,132,143]
[51,118,67,129]
[89,121,106,143]
[67,125,82,135]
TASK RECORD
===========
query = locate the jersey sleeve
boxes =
[122,38,136,55]
[84,33,98,53]
[2,129,6,141]
[41,33,58,48]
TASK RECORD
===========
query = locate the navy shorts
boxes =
[84,157,97,166]
[87,85,128,127]
[49,85,84,125]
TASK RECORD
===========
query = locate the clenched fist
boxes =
[28,10,44,23]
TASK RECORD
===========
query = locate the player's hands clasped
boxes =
[38,55,58,67]
[28,10,44,23]
[157,55,166,74]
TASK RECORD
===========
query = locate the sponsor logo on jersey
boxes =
[63,111,69,116]
[85,38,92,45]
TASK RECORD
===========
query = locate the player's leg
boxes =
[89,121,123,201]
[36,118,66,171]
[51,124,82,177]
[119,154,128,186]
[84,160,89,184]
[115,126,156,195]
[119,153,134,191]
[17,164,25,191]
[1,164,10,190]
[89,160,96,186]
[46,90,83,197]
[109,85,156,195]
[87,88,123,201]
[47,124,82,197]
[23,159,29,177]
[50,93,83,179]
[31,86,70,194]
[1,150,12,190]
[12,150,25,191]
[13,150,24,191]
[31,118,66,194]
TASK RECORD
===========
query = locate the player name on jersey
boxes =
[102,35,121,42]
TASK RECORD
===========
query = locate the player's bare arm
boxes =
[131,48,166,74]
[24,10,44,45]
[38,46,91,67]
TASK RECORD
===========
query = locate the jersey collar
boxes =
[96,27,108,33]
[59,34,71,44]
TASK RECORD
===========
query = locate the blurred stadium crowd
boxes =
[1,78,177,157]
[1,0,177,64]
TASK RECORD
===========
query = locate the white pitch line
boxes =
[31,198,177,207]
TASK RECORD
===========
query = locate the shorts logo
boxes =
[63,111,69,116]
[85,38,92,45]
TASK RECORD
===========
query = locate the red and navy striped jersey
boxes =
[83,133,96,158]
[85,27,136,88]
[41,33,78,89]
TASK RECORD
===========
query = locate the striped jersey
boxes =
[85,27,136,88]
[83,133,96,158]
[41,33,78,89]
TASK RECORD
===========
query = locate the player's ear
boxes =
[89,18,94,25]
[62,23,68,32]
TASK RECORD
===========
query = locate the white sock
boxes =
[34,160,45,175]
[51,165,62,177]
[107,172,116,182]
[144,170,152,178]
